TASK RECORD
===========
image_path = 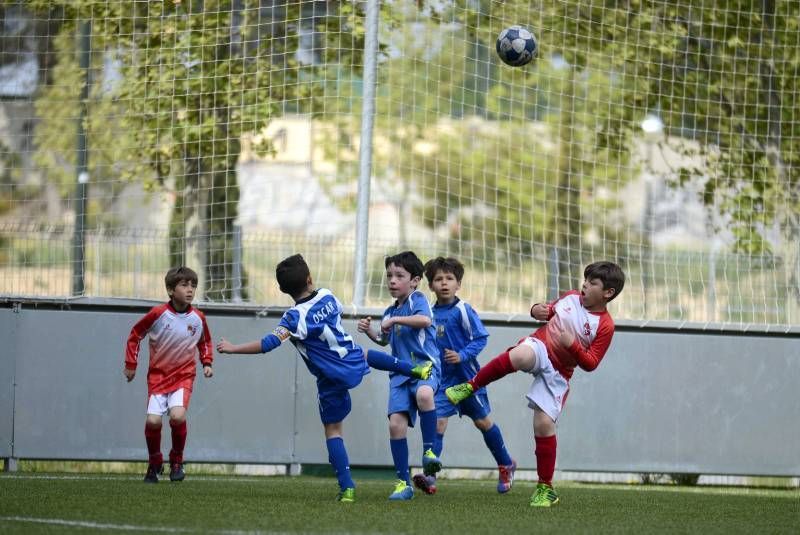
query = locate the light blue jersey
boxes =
[261,288,368,389]
[383,290,440,387]
[432,297,489,388]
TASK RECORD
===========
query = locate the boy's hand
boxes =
[203,365,213,378]
[357,317,371,333]
[216,338,233,354]
[124,368,135,382]
[443,348,461,364]
[530,303,550,321]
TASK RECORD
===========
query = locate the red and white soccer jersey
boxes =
[125,302,212,395]
[530,290,615,380]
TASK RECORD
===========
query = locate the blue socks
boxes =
[367,350,415,377]
[434,432,445,458]
[390,438,410,485]
[419,409,437,453]
[326,437,354,490]
[482,424,513,466]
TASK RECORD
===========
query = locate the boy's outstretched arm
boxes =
[357,316,389,345]
[216,338,263,354]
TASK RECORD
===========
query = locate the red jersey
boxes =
[125,302,213,395]
[530,290,615,380]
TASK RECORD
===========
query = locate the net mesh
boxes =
[1,0,798,327]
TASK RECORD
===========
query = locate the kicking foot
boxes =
[411,361,433,380]
[445,382,474,405]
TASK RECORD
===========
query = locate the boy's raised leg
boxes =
[367,350,431,379]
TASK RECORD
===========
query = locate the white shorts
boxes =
[519,337,569,422]
[146,388,189,416]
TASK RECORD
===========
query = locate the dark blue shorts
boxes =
[435,385,491,420]
[317,378,353,425]
[387,375,440,428]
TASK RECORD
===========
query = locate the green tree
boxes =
[28,0,373,300]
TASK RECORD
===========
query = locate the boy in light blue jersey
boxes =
[411,257,516,496]
[357,251,442,501]
[217,254,367,503]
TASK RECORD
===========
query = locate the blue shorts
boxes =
[435,385,491,420]
[317,377,353,425]
[388,375,440,428]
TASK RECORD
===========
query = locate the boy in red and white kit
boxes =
[446,261,625,507]
[124,266,213,483]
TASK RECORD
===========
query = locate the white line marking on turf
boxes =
[0,516,193,532]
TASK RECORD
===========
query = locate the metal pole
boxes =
[352,0,380,307]
[72,19,91,296]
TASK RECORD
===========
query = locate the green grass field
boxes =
[1,473,797,534]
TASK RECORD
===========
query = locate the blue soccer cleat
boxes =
[388,479,415,501]
[422,448,442,476]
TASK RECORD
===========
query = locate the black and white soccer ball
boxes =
[495,25,537,67]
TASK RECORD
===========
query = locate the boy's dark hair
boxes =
[385,250,424,279]
[165,266,198,290]
[584,261,625,301]
[276,254,311,297]
[424,256,465,284]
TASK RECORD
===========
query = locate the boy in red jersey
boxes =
[446,261,625,507]
[124,266,213,483]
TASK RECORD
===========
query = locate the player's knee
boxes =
[145,415,162,428]
[509,344,536,372]
[473,417,492,431]
[169,407,187,424]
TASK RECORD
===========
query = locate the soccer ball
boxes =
[496,25,537,67]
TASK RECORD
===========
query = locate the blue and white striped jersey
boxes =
[382,289,440,386]
[432,297,489,387]
[261,288,368,388]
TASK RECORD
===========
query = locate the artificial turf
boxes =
[1,473,797,533]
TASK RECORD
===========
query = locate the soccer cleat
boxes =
[411,361,433,380]
[144,464,162,484]
[169,463,185,482]
[497,460,517,494]
[422,448,442,476]
[530,482,559,507]
[445,382,474,405]
[337,487,355,503]
[412,473,437,495]
[388,479,414,501]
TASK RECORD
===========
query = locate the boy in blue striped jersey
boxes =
[217,254,368,503]
[357,251,443,500]
[412,257,516,495]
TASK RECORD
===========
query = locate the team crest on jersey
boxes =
[583,322,591,336]
[273,326,291,341]
[394,324,402,336]
[186,324,197,336]
[437,325,445,338]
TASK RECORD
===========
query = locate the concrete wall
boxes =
[1,301,798,476]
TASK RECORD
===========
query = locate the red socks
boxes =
[469,351,516,390]
[535,434,557,486]
[144,423,163,466]
[169,420,188,465]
